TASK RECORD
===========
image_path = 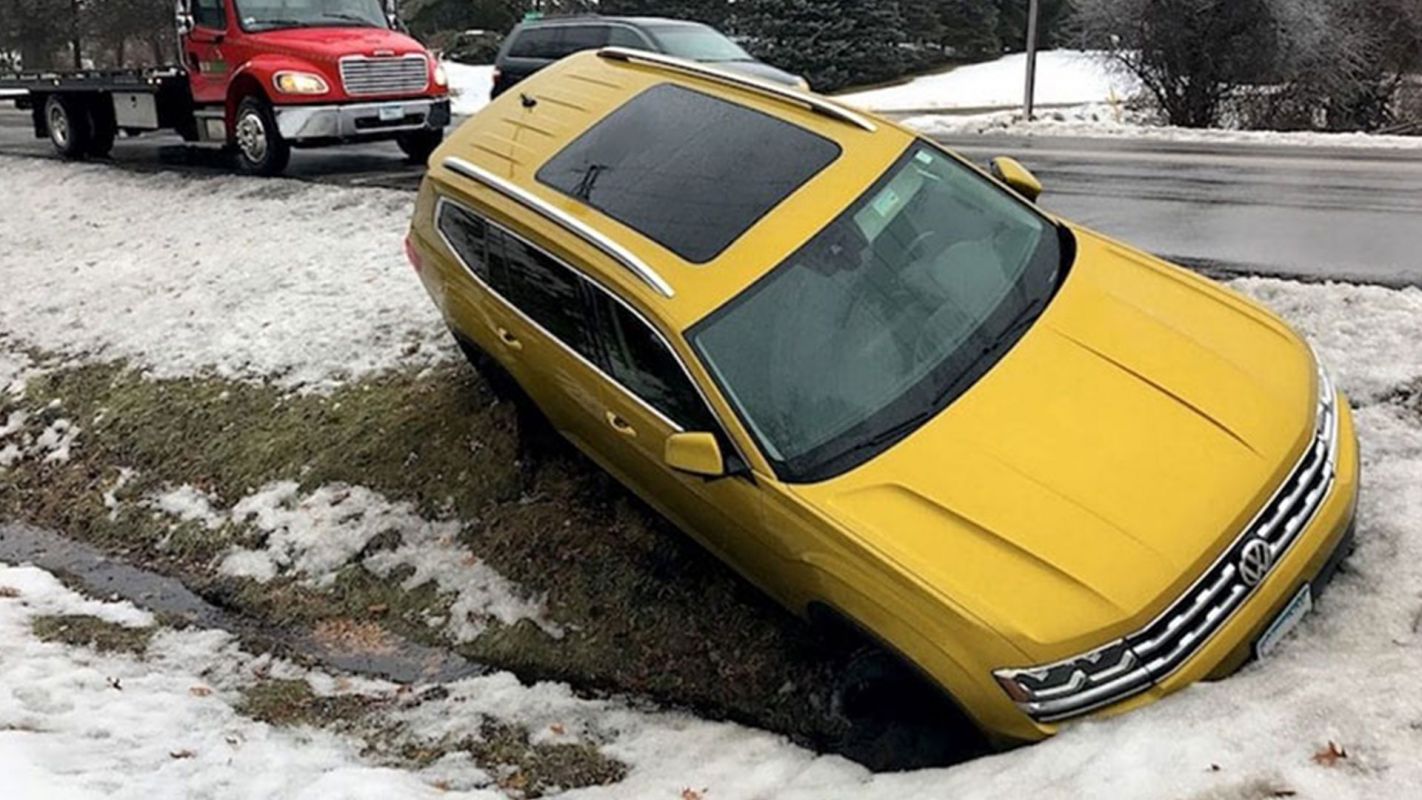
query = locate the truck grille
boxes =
[339,55,429,97]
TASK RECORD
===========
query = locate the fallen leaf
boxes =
[0,586,20,598]
[106,677,122,691]
[367,603,389,615]
[1270,789,1298,798]
[1312,741,1348,767]
[499,771,528,791]
[682,789,707,800]
[189,686,213,697]
[550,723,566,736]
[1209,763,1220,772]
[169,749,196,759]
[432,780,451,792]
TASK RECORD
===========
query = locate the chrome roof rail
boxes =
[442,156,676,299]
[596,47,877,133]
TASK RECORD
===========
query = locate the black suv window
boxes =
[559,25,609,55]
[607,26,646,48]
[437,201,490,279]
[592,294,717,432]
[508,26,560,59]
[193,0,226,29]
[537,84,841,263]
[492,230,600,363]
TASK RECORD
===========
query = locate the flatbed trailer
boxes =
[0,0,450,175]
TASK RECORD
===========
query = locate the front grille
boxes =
[1005,373,1340,723]
[339,55,429,97]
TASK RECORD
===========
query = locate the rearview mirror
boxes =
[664,432,725,478]
[989,156,1043,203]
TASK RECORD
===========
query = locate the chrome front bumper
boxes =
[273,98,450,141]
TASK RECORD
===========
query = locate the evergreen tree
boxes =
[938,0,1001,57]
[739,0,907,92]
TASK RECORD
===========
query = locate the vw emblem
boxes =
[1238,539,1274,586]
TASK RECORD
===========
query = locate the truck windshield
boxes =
[647,24,753,62]
[236,0,389,31]
[690,143,1068,483]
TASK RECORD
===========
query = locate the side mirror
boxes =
[174,0,194,37]
[664,432,726,478]
[989,156,1043,203]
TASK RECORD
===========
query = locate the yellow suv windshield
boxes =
[691,143,1067,482]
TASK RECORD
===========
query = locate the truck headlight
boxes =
[434,63,448,88]
[273,71,330,95]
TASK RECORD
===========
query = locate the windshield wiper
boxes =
[249,18,308,30]
[319,12,381,27]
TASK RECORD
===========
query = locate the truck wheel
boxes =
[233,96,290,176]
[44,94,92,159]
[85,99,117,158]
[396,129,444,164]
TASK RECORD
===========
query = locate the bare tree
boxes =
[1075,0,1279,127]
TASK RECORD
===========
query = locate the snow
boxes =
[443,62,495,117]
[0,408,80,467]
[147,481,560,640]
[904,102,1422,149]
[839,50,1138,113]
[0,157,451,392]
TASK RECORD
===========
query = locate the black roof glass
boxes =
[536,84,841,264]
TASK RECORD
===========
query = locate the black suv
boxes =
[492,16,807,99]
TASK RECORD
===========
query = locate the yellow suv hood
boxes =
[798,228,1318,663]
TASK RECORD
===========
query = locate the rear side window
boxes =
[437,201,490,279]
[592,294,717,432]
[493,232,600,363]
[607,26,647,48]
[560,25,609,55]
[537,84,841,263]
[508,27,561,59]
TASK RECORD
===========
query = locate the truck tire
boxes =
[43,94,92,159]
[233,96,290,176]
[396,128,444,164]
[85,98,117,158]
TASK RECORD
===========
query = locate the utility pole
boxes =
[1023,0,1041,119]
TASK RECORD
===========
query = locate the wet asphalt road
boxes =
[4,102,1421,286]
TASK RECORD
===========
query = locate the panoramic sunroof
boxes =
[536,83,842,264]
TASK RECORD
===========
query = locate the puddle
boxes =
[0,523,485,684]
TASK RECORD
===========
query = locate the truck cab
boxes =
[3,0,450,175]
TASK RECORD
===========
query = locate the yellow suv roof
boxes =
[428,49,917,330]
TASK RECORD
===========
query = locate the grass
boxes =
[32,614,155,655]
[0,355,852,754]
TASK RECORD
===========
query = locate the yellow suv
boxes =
[405,48,1360,744]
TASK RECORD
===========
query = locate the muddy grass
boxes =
[32,613,155,655]
[0,355,852,755]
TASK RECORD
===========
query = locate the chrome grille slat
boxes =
[339,55,429,96]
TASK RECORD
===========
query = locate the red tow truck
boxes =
[0,0,450,175]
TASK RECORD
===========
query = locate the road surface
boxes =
[5,102,1421,285]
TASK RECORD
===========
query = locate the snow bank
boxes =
[839,50,1138,113]
[444,62,494,117]
[0,158,451,392]
[148,482,559,640]
[905,102,1422,149]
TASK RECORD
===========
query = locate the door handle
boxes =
[495,327,523,351]
[605,411,637,438]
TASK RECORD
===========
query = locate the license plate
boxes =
[1256,584,1312,658]
[378,104,404,122]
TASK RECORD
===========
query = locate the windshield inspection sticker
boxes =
[871,187,902,218]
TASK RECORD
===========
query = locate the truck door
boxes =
[186,0,231,105]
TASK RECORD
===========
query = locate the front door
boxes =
[582,290,795,603]
[186,0,231,105]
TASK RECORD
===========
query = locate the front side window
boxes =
[691,143,1068,483]
[193,0,227,29]
[537,84,840,264]
[233,0,388,32]
[592,295,716,432]
[647,23,752,62]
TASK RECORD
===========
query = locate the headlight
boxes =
[434,63,448,88]
[993,638,1151,722]
[273,71,329,95]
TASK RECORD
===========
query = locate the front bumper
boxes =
[273,98,450,141]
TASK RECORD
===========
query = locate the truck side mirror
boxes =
[990,156,1043,203]
[174,0,194,36]
[384,0,401,29]
[665,432,726,478]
